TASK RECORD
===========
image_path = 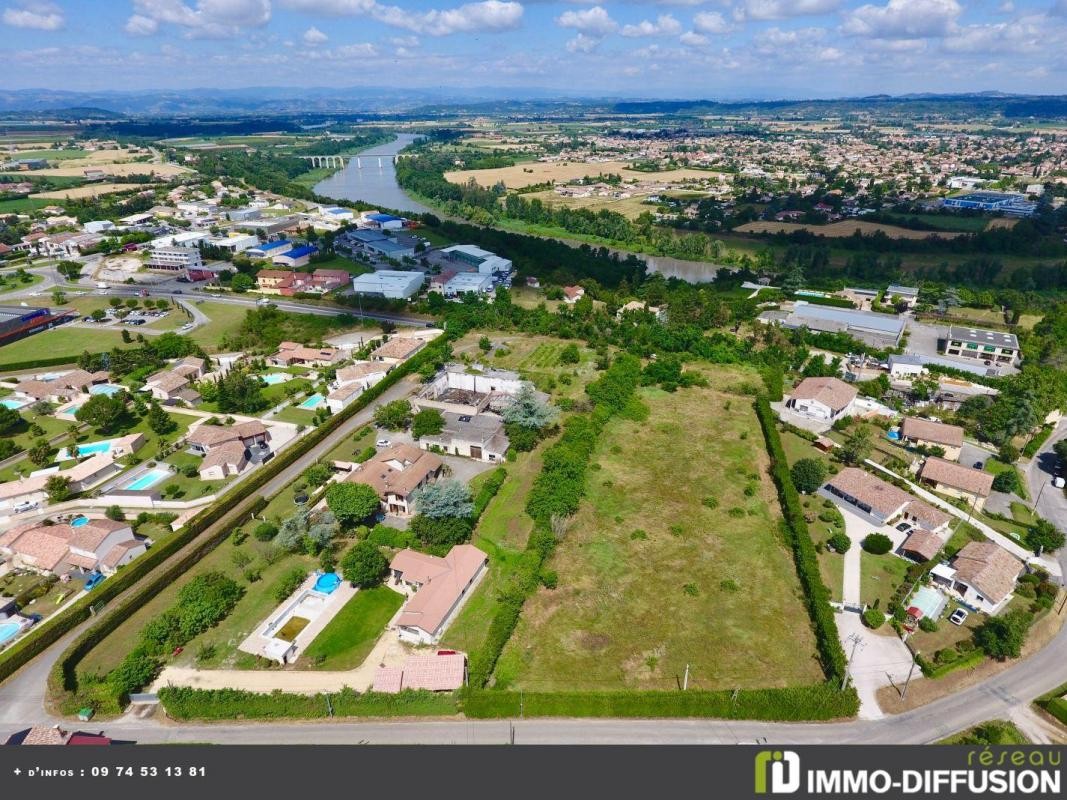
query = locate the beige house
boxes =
[344,443,442,516]
[823,467,951,531]
[918,457,994,510]
[0,517,144,576]
[930,541,1023,615]
[389,545,488,644]
[198,440,249,481]
[269,341,342,367]
[369,336,426,365]
[900,417,965,461]
[185,420,270,455]
[785,377,858,422]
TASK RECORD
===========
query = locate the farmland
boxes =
[736,220,969,240]
[493,376,823,691]
[445,160,723,190]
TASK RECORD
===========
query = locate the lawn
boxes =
[273,404,319,426]
[185,301,253,351]
[859,552,910,610]
[321,425,375,463]
[0,326,135,366]
[306,254,370,276]
[297,586,403,669]
[493,379,825,691]
[984,457,1028,500]
[0,273,43,295]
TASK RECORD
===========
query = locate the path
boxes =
[840,510,865,606]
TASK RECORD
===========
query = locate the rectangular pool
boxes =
[0,399,27,410]
[89,384,124,397]
[124,468,170,491]
[299,393,324,410]
[77,440,113,456]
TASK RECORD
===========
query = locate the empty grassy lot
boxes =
[0,326,135,366]
[736,220,968,240]
[493,378,824,691]
[451,332,599,402]
[445,160,723,190]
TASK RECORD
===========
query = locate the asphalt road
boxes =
[1026,417,1067,537]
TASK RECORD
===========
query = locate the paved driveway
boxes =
[837,611,919,720]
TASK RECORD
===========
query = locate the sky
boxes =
[2,0,1066,98]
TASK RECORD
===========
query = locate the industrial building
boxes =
[759,301,905,349]
[246,240,293,259]
[0,305,76,347]
[351,270,424,299]
[940,326,1020,366]
[943,192,1036,216]
[442,272,494,297]
[440,244,513,275]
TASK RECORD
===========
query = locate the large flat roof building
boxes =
[761,301,905,349]
[351,270,423,299]
[941,326,1019,367]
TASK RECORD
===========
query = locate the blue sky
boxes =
[2,0,1066,97]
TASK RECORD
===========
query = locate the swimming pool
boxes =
[299,393,324,410]
[887,429,901,441]
[64,405,81,416]
[77,440,113,456]
[314,572,341,594]
[89,384,123,396]
[124,468,170,491]
[0,398,27,410]
[261,373,289,385]
[0,621,23,645]
[71,516,90,527]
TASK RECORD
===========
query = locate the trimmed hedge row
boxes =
[471,467,507,520]
[754,397,849,683]
[158,686,457,720]
[1022,424,1055,459]
[461,683,858,721]
[916,648,985,679]
[0,354,81,374]
[19,334,452,701]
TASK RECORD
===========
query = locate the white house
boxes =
[888,354,925,379]
[930,541,1023,615]
[785,377,858,421]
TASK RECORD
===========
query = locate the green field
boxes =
[0,326,135,367]
[298,587,404,669]
[0,197,53,214]
[6,149,88,161]
[882,213,991,233]
[859,551,910,610]
[184,301,253,350]
[493,379,824,691]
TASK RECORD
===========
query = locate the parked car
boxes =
[12,500,39,514]
[376,438,390,448]
[1053,476,1066,489]
[973,461,984,470]
[895,521,913,533]
[84,572,105,591]
[949,608,969,626]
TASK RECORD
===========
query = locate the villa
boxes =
[418,411,509,463]
[389,544,488,644]
[268,341,342,367]
[370,336,427,365]
[198,441,249,481]
[141,358,205,405]
[918,457,994,510]
[930,541,1023,615]
[344,443,443,517]
[785,377,858,422]
[13,369,110,405]
[0,517,145,577]
[325,362,389,413]
[823,467,951,531]
[0,450,132,513]
[900,417,965,461]
[185,420,270,455]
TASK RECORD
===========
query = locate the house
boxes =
[5,726,112,746]
[345,443,443,517]
[269,341,342,367]
[899,529,943,563]
[918,457,994,509]
[326,362,389,413]
[885,285,920,308]
[900,417,965,461]
[198,440,249,481]
[389,544,488,643]
[0,517,144,577]
[413,363,527,415]
[823,467,951,531]
[418,411,509,463]
[888,354,925,379]
[931,541,1023,615]
[370,336,426,365]
[941,326,1020,367]
[562,285,585,304]
[785,377,858,421]
[257,268,349,296]
[372,652,467,693]
[185,420,270,455]
[14,369,107,404]
[141,368,200,405]
[616,300,666,322]
[352,270,424,299]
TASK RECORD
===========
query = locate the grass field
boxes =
[30,183,152,200]
[297,587,404,669]
[518,189,662,221]
[0,196,53,213]
[493,379,824,691]
[860,551,910,610]
[949,306,1043,330]
[736,220,968,240]
[445,160,723,190]
[0,326,135,366]
[185,301,252,350]
[881,213,991,233]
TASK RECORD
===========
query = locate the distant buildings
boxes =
[940,326,1020,367]
[563,285,585,304]
[440,244,512,275]
[943,191,1036,216]
[351,270,424,299]
[256,268,348,296]
[759,302,905,349]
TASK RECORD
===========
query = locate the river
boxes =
[314,133,733,284]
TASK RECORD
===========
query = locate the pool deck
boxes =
[237,573,357,664]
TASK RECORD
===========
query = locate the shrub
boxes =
[991,470,1021,494]
[540,569,558,589]
[367,524,413,549]
[340,541,388,588]
[862,533,893,555]
[253,522,278,542]
[862,608,884,629]
[273,567,308,603]
[827,532,851,553]
[918,617,938,633]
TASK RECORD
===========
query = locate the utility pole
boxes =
[901,651,919,701]
[842,632,864,691]
[683,663,690,691]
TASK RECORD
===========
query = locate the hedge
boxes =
[158,686,457,720]
[461,684,858,720]
[1022,425,1055,459]
[23,333,454,702]
[754,397,849,683]
[0,354,82,374]
[916,648,986,679]
[471,467,507,520]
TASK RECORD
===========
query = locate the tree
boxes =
[75,393,126,433]
[340,541,387,588]
[231,273,254,293]
[326,482,380,527]
[373,399,412,431]
[411,408,445,440]
[146,401,176,436]
[478,335,491,352]
[501,383,558,429]
[56,260,82,280]
[974,610,1031,660]
[828,531,851,553]
[992,470,1021,494]
[862,533,893,555]
[791,458,826,494]
[27,438,55,467]
[840,427,872,465]
[45,475,72,502]
[410,514,473,548]
[559,343,580,364]
[411,479,473,519]
[1053,439,1067,463]
[303,462,333,488]
[0,405,22,434]
[90,308,106,322]
[105,505,125,521]
[1028,520,1065,554]
[253,521,278,542]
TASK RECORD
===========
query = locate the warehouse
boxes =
[759,301,905,349]
[0,305,76,346]
[351,270,424,299]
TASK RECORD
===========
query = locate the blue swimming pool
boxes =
[77,440,113,456]
[89,384,123,396]
[124,468,170,491]
[71,516,90,527]
[0,398,26,410]
[314,572,341,594]
[0,622,22,645]
[887,429,901,441]
[299,393,324,410]
[65,405,81,416]
[261,373,288,385]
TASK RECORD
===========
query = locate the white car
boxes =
[949,608,969,626]
[376,438,391,448]
[1053,476,1066,489]
[12,500,39,514]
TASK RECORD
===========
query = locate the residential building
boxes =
[918,457,994,509]
[351,270,423,299]
[345,444,443,517]
[141,358,205,404]
[885,285,920,307]
[887,354,924,379]
[326,362,389,414]
[268,341,342,367]
[413,363,526,415]
[146,246,203,275]
[759,302,905,349]
[418,411,509,463]
[941,326,1020,366]
[900,417,965,461]
[899,530,943,563]
[388,544,488,643]
[198,440,249,481]
[823,467,951,531]
[931,541,1023,615]
[256,268,348,296]
[440,244,512,275]
[14,368,109,404]
[785,377,858,422]
[563,285,585,304]
[370,336,427,365]
[0,517,144,577]
[616,300,666,321]
[185,420,270,455]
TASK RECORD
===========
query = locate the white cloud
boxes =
[284,0,521,36]
[389,35,419,47]
[621,13,681,37]
[280,0,375,12]
[302,25,328,43]
[127,0,272,39]
[124,13,160,35]
[734,0,840,21]
[2,1,64,30]
[842,0,961,39]
[556,5,617,36]
[566,32,600,52]
[942,14,1048,54]
[679,30,707,46]
[692,10,731,34]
